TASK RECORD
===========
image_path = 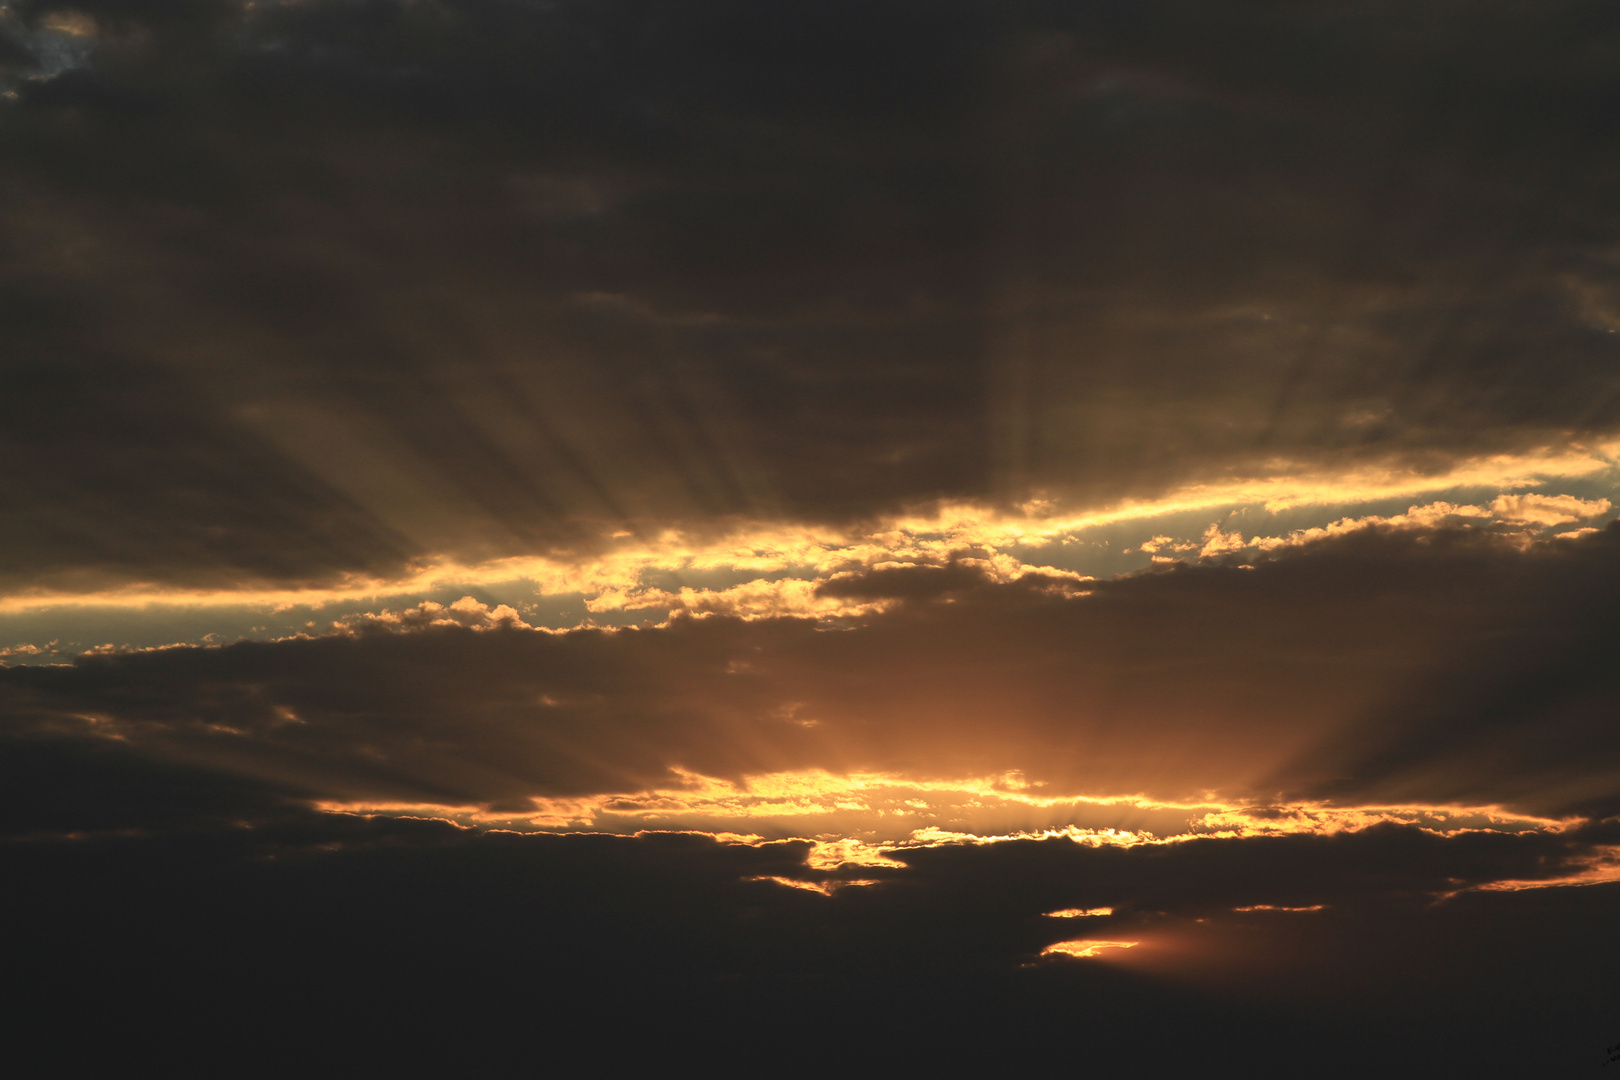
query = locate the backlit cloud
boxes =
[6,0,1620,1070]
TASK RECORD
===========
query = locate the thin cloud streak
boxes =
[1,442,1612,632]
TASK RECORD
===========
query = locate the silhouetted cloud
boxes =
[5,742,1617,1073]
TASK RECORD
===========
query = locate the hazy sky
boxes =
[5,2,1620,1073]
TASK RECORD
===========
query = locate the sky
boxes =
[5,1,1620,1073]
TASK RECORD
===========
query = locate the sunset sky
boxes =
[5,1,1620,1073]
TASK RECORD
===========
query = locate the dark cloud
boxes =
[0,351,410,589]
[2,1,1618,588]
[6,568,1618,1066]
[815,559,992,600]
[4,747,1617,1073]
[0,725,296,835]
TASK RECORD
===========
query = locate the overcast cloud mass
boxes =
[5,1,1620,1073]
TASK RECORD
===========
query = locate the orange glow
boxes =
[1458,846,1620,894]
[1041,939,1140,959]
[313,770,1581,899]
[1232,904,1327,913]
[319,769,1572,847]
[317,773,1573,844]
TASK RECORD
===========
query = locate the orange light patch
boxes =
[745,875,881,896]
[1042,939,1140,959]
[1044,907,1113,918]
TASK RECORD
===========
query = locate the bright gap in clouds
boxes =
[313,766,1608,897]
[1,443,1616,660]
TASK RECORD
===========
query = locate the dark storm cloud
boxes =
[3,523,1617,814]
[5,747,1617,1073]
[3,1,1620,590]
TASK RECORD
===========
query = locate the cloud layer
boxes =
[6,524,1619,820]
[7,2,1620,1071]
[3,0,1620,594]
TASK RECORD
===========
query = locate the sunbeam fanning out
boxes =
[7,0,1620,1074]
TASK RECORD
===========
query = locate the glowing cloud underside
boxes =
[315,766,1601,893]
[316,768,1573,848]
[1042,940,1140,959]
